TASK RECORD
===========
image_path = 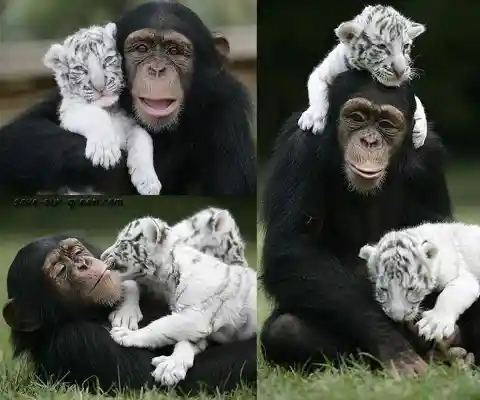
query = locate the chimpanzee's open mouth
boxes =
[139,97,178,117]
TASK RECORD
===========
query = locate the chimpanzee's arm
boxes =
[41,321,255,394]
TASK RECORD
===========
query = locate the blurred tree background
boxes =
[257,0,480,161]
[0,0,256,41]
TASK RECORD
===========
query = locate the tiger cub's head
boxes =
[172,207,247,267]
[359,230,439,322]
[101,217,172,281]
[43,22,123,108]
[335,5,425,87]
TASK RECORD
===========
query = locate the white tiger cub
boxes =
[105,208,248,385]
[43,23,161,195]
[102,216,256,385]
[359,222,480,343]
[298,5,428,149]
[171,207,247,267]
[108,207,248,330]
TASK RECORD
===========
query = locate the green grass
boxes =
[0,232,257,400]
[257,164,480,400]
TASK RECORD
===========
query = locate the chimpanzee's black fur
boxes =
[259,69,480,371]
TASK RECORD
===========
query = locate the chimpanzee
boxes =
[260,69,480,376]
[0,1,256,195]
[3,234,256,394]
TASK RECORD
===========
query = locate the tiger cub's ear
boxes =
[142,218,170,246]
[213,209,231,232]
[407,21,426,39]
[359,244,377,281]
[335,21,363,44]
[104,22,117,38]
[358,244,376,261]
[420,240,438,260]
[43,43,67,72]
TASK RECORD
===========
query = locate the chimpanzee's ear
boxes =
[3,298,41,332]
[212,32,230,61]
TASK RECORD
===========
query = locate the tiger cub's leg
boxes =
[417,270,480,342]
[108,280,143,330]
[110,309,213,349]
[412,96,428,149]
[151,339,209,386]
[126,125,162,195]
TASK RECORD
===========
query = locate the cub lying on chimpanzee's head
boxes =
[43,23,162,195]
[359,222,480,344]
[299,4,428,150]
[101,216,256,385]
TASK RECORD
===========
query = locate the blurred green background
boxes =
[0,196,257,243]
[0,0,256,40]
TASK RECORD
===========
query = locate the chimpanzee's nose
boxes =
[148,65,166,77]
[361,136,380,149]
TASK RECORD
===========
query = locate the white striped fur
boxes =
[298,5,428,149]
[359,222,480,342]
[101,213,256,385]
[170,207,247,267]
[43,23,161,195]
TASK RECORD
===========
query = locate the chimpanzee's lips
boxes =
[139,98,178,117]
[349,163,384,179]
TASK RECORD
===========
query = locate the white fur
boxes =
[170,207,247,267]
[298,44,347,134]
[108,242,257,345]
[103,215,255,385]
[151,339,208,386]
[298,5,427,149]
[43,23,161,195]
[109,279,143,330]
[109,207,248,332]
[360,222,480,342]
